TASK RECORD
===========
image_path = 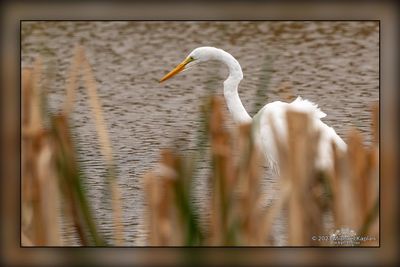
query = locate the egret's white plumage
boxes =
[160,46,346,173]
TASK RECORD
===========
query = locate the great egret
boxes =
[159,46,347,173]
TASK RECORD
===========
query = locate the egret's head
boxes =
[188,47,216,62]
[159,47,216,83]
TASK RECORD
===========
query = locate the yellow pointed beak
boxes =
[159,57,193,83]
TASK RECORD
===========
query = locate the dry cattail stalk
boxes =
[329,103,379,246]
[330,140,347,228]
[144,150,188,246]
[22,69,34,244]
[347,130,370,230]
[63,45,84,114]
[81,50,124,245]
[234,123,266,245]
[208,97,237,245]
[371,102,379,146]
[22,63,62,246]
[286,111,322,245]
[366,102,379,241]
[52,115,91,245]
[144,168,175,245]
[269,109,324,246]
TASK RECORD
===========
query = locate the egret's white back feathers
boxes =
[291,96,327,119]
[253,97,346,173]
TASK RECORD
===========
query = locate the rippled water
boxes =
[21,21,379,245]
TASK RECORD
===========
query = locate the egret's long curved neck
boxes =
[215,49,252,124]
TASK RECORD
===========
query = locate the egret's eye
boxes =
[189,56,195,61]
